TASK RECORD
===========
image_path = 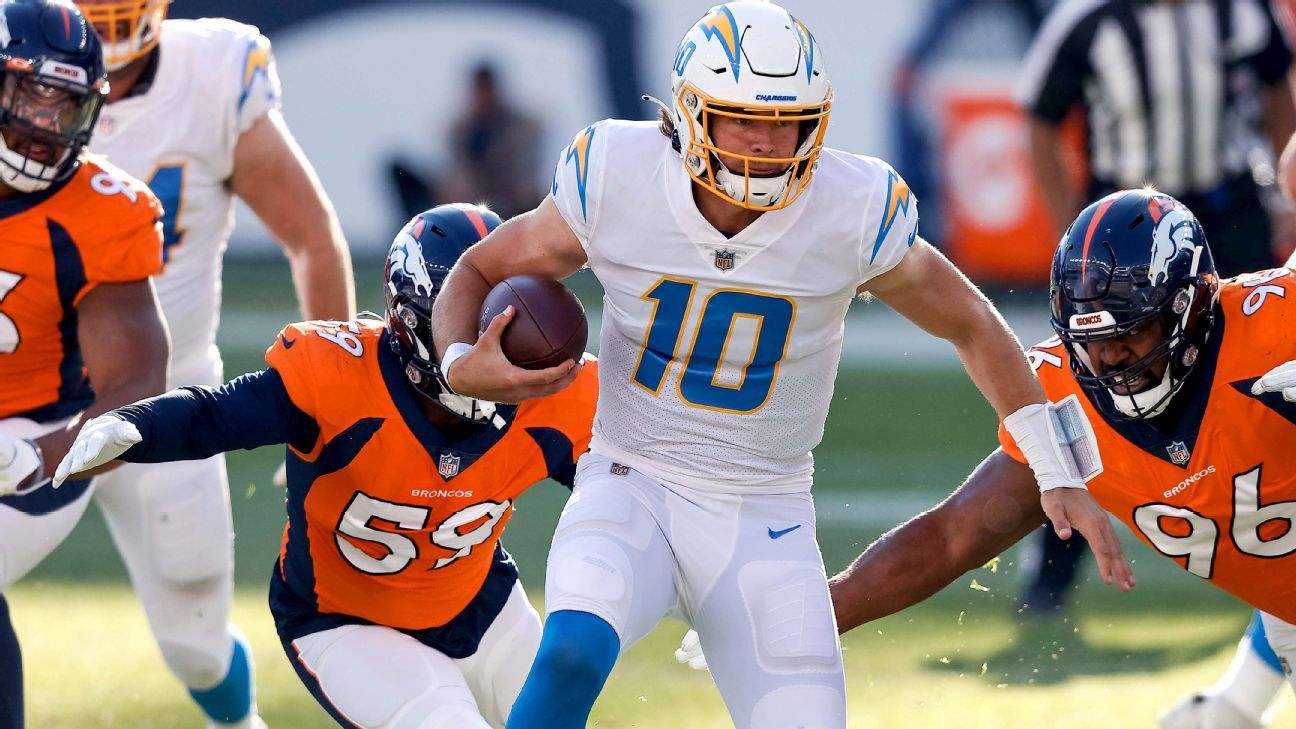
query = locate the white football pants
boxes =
[287,580,542,729]
[0,398,241,695]
[544,452,846,729]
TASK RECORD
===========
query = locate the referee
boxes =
[1019,0,1296,278]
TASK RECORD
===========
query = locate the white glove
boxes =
[0,432,41,497]
[52,415,141,488]
[675,629,709,672]
[1252,360,1296,402]
[1003,396,1103,492]
[272,461,288,487]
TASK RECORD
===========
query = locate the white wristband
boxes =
[1003,397,1103,493]
[439,342,473,390]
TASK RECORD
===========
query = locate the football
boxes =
[479,275,588,370]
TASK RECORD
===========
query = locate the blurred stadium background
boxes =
[10,0,1294,727]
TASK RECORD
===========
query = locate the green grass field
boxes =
[9,258,1290,728]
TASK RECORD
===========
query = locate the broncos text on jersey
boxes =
[1000,270,1296,622]
[264,318,597,632]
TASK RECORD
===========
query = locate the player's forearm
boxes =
[950,304,1046,418]
[33,373,166,476]
[285,229,356,322]
[830,517,967,631]
[832,453,1044,631]
[431,260,494,360]
[115,369,310,462]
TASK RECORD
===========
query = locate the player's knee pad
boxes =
[546,484,665,640]
[737,561,840,674]
[295,624,490,729]
[748,685,846,729]
[401,696,491,729]
[144,467,231,585]
[162,624,240,691]
[545,534,635,632]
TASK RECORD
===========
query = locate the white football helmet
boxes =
[669,1,831,210]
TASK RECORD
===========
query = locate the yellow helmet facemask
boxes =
[78,0,169,71]
[674,81,831,211]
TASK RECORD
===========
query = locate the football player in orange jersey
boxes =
[53,203,600,729]
[676,188,1296,721]
[0,2,169,727]
[66,2,357,726]
[675,190,1296,721]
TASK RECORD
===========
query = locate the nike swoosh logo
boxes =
[768,525,802,540]
[280,333,296,349]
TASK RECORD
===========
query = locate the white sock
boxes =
[1211,635,1285,723]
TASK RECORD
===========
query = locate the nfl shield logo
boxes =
[1166,441,1190,466]
[438,452,461,478]
[610,463,630,476]
[714,249,735,271]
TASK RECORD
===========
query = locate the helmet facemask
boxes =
[1060,306,1187,419]
[673,81,830,210]
[385,293,499,425]
[668,2,832,211]
[79,0,169,72]
[383,205,504,427]
[1050,192,1219,421]
[0,70,104,192]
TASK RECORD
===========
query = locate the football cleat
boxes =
[1158,690,1265,729]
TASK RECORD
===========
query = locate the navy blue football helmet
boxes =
[385,203,502,421]
[1050,189,1219,420]
[0,0,107,192]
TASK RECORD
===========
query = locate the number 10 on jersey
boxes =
[632,277,794,414]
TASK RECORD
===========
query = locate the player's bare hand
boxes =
[1252,360,1296,402]
[446,306,579,402]
[1041,487,1135,591]
[53,415,141,488]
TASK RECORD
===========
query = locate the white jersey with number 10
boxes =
[550,120,919,494]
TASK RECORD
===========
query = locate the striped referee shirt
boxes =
[1018,0,1293,196]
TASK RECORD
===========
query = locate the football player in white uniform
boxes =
[430,3,1132,726]
[70,2,355,727]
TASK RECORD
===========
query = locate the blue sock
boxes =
[1247,610,1284,674]
[189,627,253,724]
[0,595,21,729]
[506,610,620,729]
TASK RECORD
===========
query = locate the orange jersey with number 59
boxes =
[1001,270,1296,622]
[266,318,598,630]
[0,155,163,421]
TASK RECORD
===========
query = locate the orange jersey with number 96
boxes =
[1001,270,1296,622]
[0,155,163,421]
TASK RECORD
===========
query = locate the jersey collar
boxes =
[1088,311,1226,468]
[376,330,518,473]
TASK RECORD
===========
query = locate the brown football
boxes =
[479,275,588,370]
